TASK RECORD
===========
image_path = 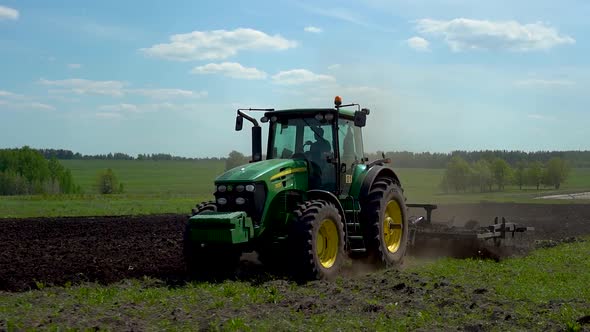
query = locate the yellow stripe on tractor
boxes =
[270,167,307,181]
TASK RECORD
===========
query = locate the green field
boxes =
[1,239,588,331]
[1,160,589,218]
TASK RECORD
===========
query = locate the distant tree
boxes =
[526,161,544,190]
[491,158,512,191]
[441,156,471,192]
[225,151,248,171]
[471,159,493,192]
[514,161,527,190]
[544,157,570,189]
[97,168,121,194]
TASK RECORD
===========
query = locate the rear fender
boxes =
[358,166,401,203]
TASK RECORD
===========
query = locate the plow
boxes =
[408,204,534,260]
[184,96,534,280]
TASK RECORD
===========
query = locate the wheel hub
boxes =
[316,219,338,268]
[383,201,403,253]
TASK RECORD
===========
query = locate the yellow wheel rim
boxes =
[383,200,403,253]
[316,219,339,268]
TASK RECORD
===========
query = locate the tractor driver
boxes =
[305,127,331,164]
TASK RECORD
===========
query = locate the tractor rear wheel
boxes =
[362,178,409,267]
[184,202,241,280]
[289,200,345,280]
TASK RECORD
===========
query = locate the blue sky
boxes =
[0,0,588,157]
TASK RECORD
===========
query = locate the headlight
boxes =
[245,184,255,192]
[235,197,246,205]
[217,185,227,193]
[236,185,244,192]
[217,198,227,205]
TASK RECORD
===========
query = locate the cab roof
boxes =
[265,107,357,119]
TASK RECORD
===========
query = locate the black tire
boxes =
[361,178,409,267]
[191,201,216,216]
[289,200,345,280]
[184,202,240,280]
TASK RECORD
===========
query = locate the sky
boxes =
[0,0,588,157]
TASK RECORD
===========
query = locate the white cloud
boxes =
[190,62,267,80]
[0,100,55,111]
[328,64,341,70]
[98,104,139,113]
[0,5,19,21]
[415,18,575,52]
[130,88,207,100]
[299,4,369,28]
[407,36,430,52]
[67,64,82,69]
[272,69,335,85]
[39,78,127,97]
[39,78,207,99]
[0,90,22,99]
[95,112,123,119]
[0,90,55,111]
[514,79,575,87]
[28,102,56,111]
[141,28,297,61]
[304,26,322,33]
[96,102,207,114]
[528,114,555,121]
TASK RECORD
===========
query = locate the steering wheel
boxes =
[291,153,307,160]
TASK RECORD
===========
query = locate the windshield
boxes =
[267,116,334,160]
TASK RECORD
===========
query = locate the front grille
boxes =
[214,183,266,224]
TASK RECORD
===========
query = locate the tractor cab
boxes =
[236,96,370,195]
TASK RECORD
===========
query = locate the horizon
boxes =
[4,145,590,160]
[1,1,589,156]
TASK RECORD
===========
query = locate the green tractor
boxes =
[184,96,408,280]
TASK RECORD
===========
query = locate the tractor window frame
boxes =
[266,114,337,160]
[337,118,365,163]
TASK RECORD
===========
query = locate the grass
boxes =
[60,159,224,195]
[0,160,589,218]
[1,238,588,331]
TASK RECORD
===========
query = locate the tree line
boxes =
[367,150,590,168]
[35,149,223,161]
[0,147,79,195]
[440,156,570,193]
[26,148,590,168]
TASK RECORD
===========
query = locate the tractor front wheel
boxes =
[289,200,345,280]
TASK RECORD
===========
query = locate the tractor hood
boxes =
[215,159,308,183]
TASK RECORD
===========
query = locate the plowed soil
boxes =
[1,203,589,292]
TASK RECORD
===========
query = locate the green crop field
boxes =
[1,160,589,218]
[1,239,588,331]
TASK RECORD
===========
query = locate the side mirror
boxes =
[235,116,243,131]
[354,111,366,127]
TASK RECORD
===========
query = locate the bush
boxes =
[97,168,123,194]
[225,150,249,171]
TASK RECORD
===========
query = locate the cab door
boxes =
[338,118,364,195]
